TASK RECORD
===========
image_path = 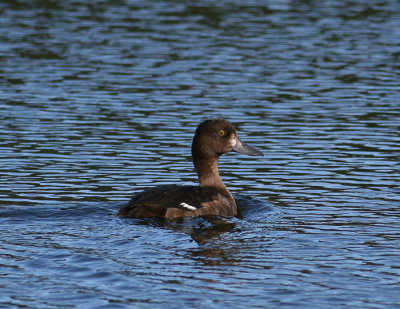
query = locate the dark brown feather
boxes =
[117,185,236,219]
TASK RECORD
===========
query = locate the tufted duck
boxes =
[117,118,263,219]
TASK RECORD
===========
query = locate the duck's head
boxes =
[191,118,263,160]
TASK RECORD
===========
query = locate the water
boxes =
[1,0,400,308]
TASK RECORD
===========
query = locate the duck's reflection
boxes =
[177,216,237,244]
[168,216,242,266]
[132,215,238,244]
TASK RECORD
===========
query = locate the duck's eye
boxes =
[218,130,226,137]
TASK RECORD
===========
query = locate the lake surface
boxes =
[1,0,400,308]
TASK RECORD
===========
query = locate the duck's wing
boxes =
[117,185,236,219]
[117,185,182,218]
[164,186,236,218]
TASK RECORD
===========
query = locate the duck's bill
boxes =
[232,138,263,156]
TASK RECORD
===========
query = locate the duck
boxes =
[117,118,263,219]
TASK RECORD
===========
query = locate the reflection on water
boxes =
[1,0,400,308]
[131,216,239,245]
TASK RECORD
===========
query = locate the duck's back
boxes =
[117,185,236,219]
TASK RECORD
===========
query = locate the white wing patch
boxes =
[179,202,196,211]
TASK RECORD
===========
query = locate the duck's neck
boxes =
[193,157,233,200]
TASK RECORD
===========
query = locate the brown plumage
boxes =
[117,118,263,219]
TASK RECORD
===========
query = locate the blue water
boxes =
[1,1,400,308]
